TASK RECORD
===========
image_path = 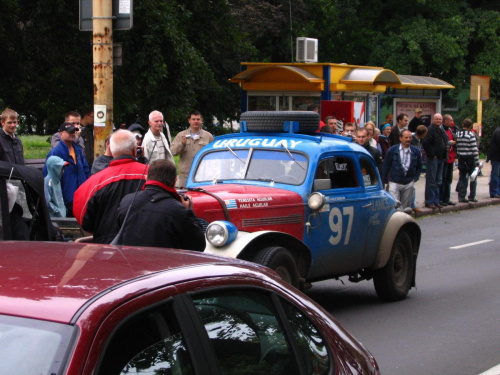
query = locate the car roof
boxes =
[205,132,370,159]
[0,242,275,324]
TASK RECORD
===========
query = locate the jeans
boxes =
[425,157,444,205]
[440,162,454,203]
[490,160,500,197]
[456,156,476,199]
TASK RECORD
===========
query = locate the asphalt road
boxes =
[307,205,500,375]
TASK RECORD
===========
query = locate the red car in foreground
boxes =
[0,242,379,375]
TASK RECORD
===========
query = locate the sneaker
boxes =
[458,198,469,203]
[425,203,437,209]
[468,198,478,203]
[447,201,456,206]
[490,195,500,198]
[413,207,423,214]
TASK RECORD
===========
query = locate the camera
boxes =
[185,134,192,139]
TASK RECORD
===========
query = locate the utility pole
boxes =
[92,0,113,158]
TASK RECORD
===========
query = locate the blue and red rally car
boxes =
[185,111,421,301]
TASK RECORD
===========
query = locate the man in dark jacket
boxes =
[43,122,90,216]
[389,113,409,146]
[382,130,423,211]
[116,159,205,251]
[487,125,500,198]
[422,113,448,208]
[356,128,383,173]
[80,107,95,167]
[0,108,24,164]
[73,130,147,243]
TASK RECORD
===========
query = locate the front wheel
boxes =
[253,247,300,289]
[373,231,414,301]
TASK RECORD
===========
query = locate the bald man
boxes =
[73,130,147,243]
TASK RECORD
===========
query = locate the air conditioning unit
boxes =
[296,37,318,63]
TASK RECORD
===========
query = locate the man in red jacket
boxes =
[73,130,148,243]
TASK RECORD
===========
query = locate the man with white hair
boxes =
[73,130,147,243]
[142,110,173,163]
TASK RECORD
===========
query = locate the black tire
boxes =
[373,231,414,302]
[253,246,300,288]
[240,111,320,133]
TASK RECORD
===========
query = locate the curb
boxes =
[413,197,500,218]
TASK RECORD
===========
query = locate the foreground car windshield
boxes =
[194,149,308,185]
[0,315,74,375]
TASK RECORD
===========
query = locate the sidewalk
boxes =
[412,159,500,217]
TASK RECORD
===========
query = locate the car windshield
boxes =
[193,149,308,185]
[0,315,75,375]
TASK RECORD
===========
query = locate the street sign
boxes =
[470,75,490,101]
[79,0,133,31]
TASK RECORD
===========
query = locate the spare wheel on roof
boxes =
[240,111,319,133]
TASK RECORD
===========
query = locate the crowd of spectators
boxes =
[314,107,496,213]
[1,105,499,245]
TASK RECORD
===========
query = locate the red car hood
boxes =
[187,184,305,238]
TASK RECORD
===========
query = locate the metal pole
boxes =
[92,0,113,159]
[477,85,483,126]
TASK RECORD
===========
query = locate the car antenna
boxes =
[110,140,157,246]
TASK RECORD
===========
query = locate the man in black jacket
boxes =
[356,128,383,173]
[487,125,500,198]
[116,159,205,251]
[422,113,448,208]
[389,113,409,146]
[0,108,24,165]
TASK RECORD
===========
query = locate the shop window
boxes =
[248,96,277,111]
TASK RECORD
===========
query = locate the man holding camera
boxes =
[116,159,205,251]
[171,110,214,187]
[73,130,147,243]
[51,111,85,151]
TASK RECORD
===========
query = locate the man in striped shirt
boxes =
[455,118,480,203]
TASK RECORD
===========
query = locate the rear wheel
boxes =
[373,231,414,301]
[253,246,300,288]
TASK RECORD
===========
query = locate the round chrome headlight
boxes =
[308,192,326,211]
[206,221,238,247]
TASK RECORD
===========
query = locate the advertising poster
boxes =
[395,101,436,127]
[354,102,365,128]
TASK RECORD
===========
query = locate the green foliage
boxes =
[457,99,500,153]
[0,0,500,140]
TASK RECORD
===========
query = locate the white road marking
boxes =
[449,239,494,249]
[478,363,500,375]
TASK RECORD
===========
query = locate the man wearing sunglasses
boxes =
[50,111,85,151]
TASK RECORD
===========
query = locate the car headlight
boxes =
[206,221,238,247]
[308,192,326,211]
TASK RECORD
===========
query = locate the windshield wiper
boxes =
[279,141,305,170]
[226,145,246,164]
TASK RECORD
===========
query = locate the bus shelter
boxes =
[231,62,454,127]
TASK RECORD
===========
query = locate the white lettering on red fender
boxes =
[225,196,274,209]
[213,139,303,149]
